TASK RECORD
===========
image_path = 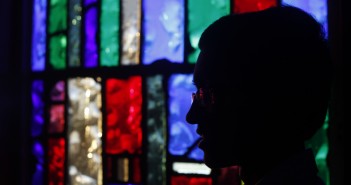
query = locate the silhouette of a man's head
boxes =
[186,6,331,169]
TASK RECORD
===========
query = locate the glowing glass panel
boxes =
[84,1,99,68]
[32,141,44,185]
[143,0,184,64]
[31,0,47,71]
[50,80,65,101]
[49,35,67,69]
[146,75,167,185]
[100,0,119,67]
[49,0,67,33]
[168,74,203,160]
[68,0,82,67]
[105,77,142,154]
[121,0,141,65]
[233,0,277,13]
[187,0,230,63]
[32,80,44,137]
[171,176,212,185]
[68,77,103,185]
[117,158,129,182]
[49,105,65,134]
[48,138,65,185]
[173,162,211,175]
[282,0,328,37]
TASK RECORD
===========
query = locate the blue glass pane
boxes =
[32,141,44,185]
[168,74,203,160]
[32,80,44,137]
[142,0,184,64]
[31,0,47,71]
[189,147,204,161]
[282,0,328,37]
[84,5,99,67]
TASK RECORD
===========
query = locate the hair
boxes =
[198,6,331,141]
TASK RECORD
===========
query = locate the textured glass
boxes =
[171,176,212,185]
[32,80,44,137]
[49,35,67,69]
[84,5,99,68]
[49,105,65,134]
[173,162,211,175]
[31,0,47,71]
[146,75,167,185]
[282,0,328,37]
[121,0,141,65]
[187,0,230,63]
[48,138,65,185]
[117,158,129,182]
[142,0,184,64]
[305,113,330,185]
[132,158,141,183]
[168,74,203,160]
[51,80,65,101]
[68,78,103,185]
[105,77,142,154]
[233,0,277,13]
[68,0,82,67]
[100,0,119,66]
[32,141,44,185]
[49,0,67,33]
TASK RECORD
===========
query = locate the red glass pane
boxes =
[105,76,142,154]
[171,176,212,185]
[233,0,277,14]
[49,104,65,133]
[48,138,65,185]
[133,157,141,183]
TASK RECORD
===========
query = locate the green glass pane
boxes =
[100,0,120,66]
[50,35,67,69]
[187,0,230,63]
[49,0,68,34]
[305,112,330,185]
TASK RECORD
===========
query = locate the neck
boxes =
[239,143,305,185]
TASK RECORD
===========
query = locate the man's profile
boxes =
[186,6,331,185]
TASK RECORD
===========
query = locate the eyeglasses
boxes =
[191,88,215,107]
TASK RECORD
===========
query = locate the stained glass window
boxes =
[29,0,330,184]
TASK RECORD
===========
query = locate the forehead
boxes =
[193,52,212,88]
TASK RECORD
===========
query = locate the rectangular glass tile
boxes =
[49,104,65,134]
[117,158,129,182]
[32,80,44,137]
[31,0,47,71]
[121,0,141,65]
[32,141,44,185]
[233,0,277,13]
[68,0,82,67]
[48,138,65,185]
[142,0,184,64]
[171,176,212,185]
[105,77,142,154]
[68,77,103,185]
[84,2,99,68]
[282,0,328,37]
[172,162,211,175]
[50,80,65,101]
[100,0,120,67]
[168,74,203,160]
[49,35,67,69]
[132,158,141,183]
[146,75,167,185]
[187,0,230,63]
[49,0,67,34]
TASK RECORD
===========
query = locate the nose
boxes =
[186,101,200,124]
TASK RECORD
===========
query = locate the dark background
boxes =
[0,0,345,185]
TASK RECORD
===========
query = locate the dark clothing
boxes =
[257,149,325,185]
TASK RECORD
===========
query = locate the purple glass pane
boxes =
[84,0,97,6]
[168,74,202,160]
[142,0,184,64]
[31,0,47,71]
[84,7,98,67]
[32,141,44,185]
[32,80,44,137]
[282,0,328,37]
[50,80,65,101]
